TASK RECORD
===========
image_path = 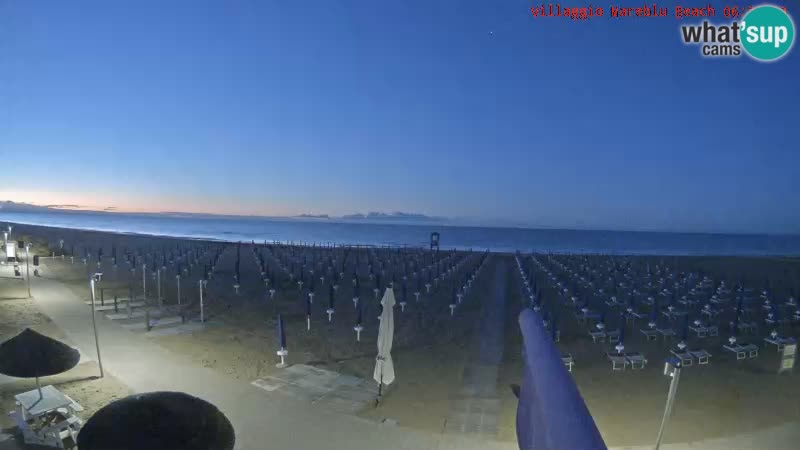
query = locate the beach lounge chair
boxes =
[589,330,607,343]
[764,336,796,352]
[606,352,629,371]
[606,329,621,342]
[737,321,758,334]
[689,323,709,338]
[764,314,790,327]
[701,307,720,319]
[640,327,659,341]
[625,352,647,369]
[723,342,759,360]
[689,349,712,365]
[562,353,574,372]
[670,348,693,366]
[656,327,676,340]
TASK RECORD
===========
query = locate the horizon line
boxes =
[1,200,799,238]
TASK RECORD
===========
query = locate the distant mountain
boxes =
[0,201,447,226]
[295,214,330,219]
[338,211,444,223]
[0,201,52,212]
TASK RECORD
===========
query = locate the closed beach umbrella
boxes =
[374,288,396,398]
[77,391,235,450]
[356,302,363,326]
[306,295,312,330]
[0,328,80,397]
[650,296,659,323]
[277,314,287,350]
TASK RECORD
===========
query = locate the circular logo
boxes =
[741,5,795,62]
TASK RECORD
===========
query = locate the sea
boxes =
[1,210,799,256]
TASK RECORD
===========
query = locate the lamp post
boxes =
[176,274,181,306]
[199,279,207,323]
[157,268,162,308]
[89,273,105,378]
[655,358,682,450]
[24,243,31,298]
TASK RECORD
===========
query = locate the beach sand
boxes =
[1,224,798,448]
[0,293,132,449]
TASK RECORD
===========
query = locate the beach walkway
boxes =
[28,270,515,450]
[445,260,507,437]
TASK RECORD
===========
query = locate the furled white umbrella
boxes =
[374,287,396,401]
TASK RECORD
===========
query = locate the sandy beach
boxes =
[0,223,798,448]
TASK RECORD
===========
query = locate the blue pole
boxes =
[517,309,607,450]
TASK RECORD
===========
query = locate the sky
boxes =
[0,1,798,234]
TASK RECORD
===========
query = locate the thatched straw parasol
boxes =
[77,391,235,450]
[0,328,80,397]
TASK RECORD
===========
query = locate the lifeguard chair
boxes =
[430,232,440,252]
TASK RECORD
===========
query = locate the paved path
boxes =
[445,261,506,437]
[29,271,515,450]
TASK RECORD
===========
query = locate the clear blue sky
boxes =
[0,1,798,234]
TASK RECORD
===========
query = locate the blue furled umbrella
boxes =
[328,284,335,310]
[648,296,659,327]
[617,313,626,344]
[551,313,559,341]
[277,315,286,350]
[356,302,363,327]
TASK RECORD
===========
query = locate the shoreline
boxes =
[3,219,800,257]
